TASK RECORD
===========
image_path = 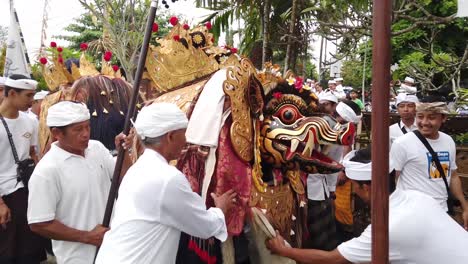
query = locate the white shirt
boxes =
[391,132,457,211]
[338,189,468,263]
[28,140,115,264]
[307,145,343,200]
[96,149,227,264]
[0,112,38,196]
[389,120,417,147]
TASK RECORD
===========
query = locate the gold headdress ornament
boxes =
[145,17,227,93]
[39,42,123,92]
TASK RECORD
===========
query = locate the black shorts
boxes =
[0,188,46,264]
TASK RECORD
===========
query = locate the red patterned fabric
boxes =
[213,117,252,235]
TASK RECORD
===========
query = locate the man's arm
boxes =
[160,174,234,241]
[450,170,468,229]
[30,220,109,246]
[267,232,350,264]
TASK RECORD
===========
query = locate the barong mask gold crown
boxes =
[39,42,122,92]
[145,17,238,93]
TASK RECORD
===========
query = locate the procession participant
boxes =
[391,100,468,228]
[314,83,324,97]
[27,101,132,264]
[318,91,338,114]
[27,91,49,121]
[327,79,346,100]
[389,93,418,147]
[96,103,235,264]
[0,75,46,263]
[334,77,344,92]
[398,76,417,94]
[267,148,468,264]
[349,90,364,110]
[332,100,365,243]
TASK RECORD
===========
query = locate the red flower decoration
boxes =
[183,24,190,30]
[211,37,215,43]
[80,43,88,51]
[50,41,57,48]
[273,92,283,99]
[39,57,48,65]
[205,21,212,30]
[173,35,180,41]
[104,51,112,62]
[294,77,304,90]
[57,47,63,52]
[58,57,64,64]
[152,23,159,33]
[112,65,119,72]
[169,16,178,26]
[230,47,238,53]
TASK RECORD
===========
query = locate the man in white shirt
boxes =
[306,92,342,250]
[389,93,418,147]
[96,103,235,264]
[27,101,131,264]
[0,75,46,264]
[391,100,468,228]
[267,148,468,264]
[27,91,49,121]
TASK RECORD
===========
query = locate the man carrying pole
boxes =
[27,101,132,263]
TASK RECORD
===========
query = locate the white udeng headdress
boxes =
[134,102,188,140]
[47,101,90,127]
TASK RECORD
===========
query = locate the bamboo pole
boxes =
[370,0,391,262]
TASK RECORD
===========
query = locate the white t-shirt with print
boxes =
[0,112,38,196]
[27,140,115,264]
[391,131,457,210]
[338,189,468,264]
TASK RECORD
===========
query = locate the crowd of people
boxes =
[0,71,467,264]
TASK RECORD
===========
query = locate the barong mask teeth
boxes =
[259,84,355,174]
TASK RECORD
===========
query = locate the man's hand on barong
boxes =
[0,200,11,229]
[266,230,287,256]
[114,130,135,152]
[211,189,237,215]
[82,224,110,246]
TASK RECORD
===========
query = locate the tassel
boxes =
[92,110,97,117]
[103,108,109,114]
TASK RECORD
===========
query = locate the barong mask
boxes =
[259,81,355,174]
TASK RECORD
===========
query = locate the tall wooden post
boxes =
[371,0,391,263]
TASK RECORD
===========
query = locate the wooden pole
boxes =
[101,0,158,235]
[371,0,391,263]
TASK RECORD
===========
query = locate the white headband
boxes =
[318,91,338,104]
[47,101,90,127]
[396,93,418,105]
[0,77,6,86]
[33,90,49,100]
[336,102,362,123]
[342,150,372,181]
[4,78,37,90]
[134,103,188,140]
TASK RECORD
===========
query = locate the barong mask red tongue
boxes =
[260,87,355,174]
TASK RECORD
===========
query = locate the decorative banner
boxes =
[458,0,468,17]
[4,0,31,77]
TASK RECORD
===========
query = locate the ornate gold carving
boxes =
[145,24,219,93]
[152,79,208,113]
[286,170,305,195]
[250,184,294,241]
[222,57,258,162]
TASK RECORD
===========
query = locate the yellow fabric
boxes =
[335,181,353,225]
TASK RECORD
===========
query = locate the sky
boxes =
[0,0,328,75]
